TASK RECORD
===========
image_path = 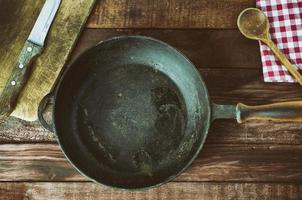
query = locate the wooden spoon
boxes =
[237,8,302,86]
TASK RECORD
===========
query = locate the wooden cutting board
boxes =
[0,0,96,121]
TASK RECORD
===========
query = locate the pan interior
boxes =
[77,63,187,172]
[76,63,189,180]
[55,36,210,189]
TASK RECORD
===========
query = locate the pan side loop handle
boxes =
[38,93,55,133]
[236,101,302,123]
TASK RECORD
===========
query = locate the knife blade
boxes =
[0,0,61,119]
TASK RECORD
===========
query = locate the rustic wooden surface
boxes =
[0,183,301,200]
[1,0,302,199]
[87,0,255,28]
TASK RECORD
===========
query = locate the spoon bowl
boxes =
[237,8,269,40]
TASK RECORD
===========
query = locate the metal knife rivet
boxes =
[11,81,16,86]
[19,63,24,69]
[27,47,33,52]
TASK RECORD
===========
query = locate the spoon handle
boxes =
[263,39,302,86]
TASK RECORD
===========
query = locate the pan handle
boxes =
[38,93,55,132]
[212,101,302,123]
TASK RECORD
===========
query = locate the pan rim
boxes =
[52,35,212,190]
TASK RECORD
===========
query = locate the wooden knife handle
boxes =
[0,40,43,118]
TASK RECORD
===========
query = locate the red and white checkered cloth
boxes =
[256,0,302,82]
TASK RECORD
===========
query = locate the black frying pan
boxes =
[38,36,302,190]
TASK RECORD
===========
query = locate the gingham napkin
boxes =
[256,0,302,82]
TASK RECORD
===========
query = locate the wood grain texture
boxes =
[72,29,262,69]
[0,144,300,182]
[87,0,255,28]
[0,144,82,181]
[0,182,301,200]
[0,0,96,121]
[208,120,302,145]
[0,118,54,143]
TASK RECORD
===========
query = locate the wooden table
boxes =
[1,1,302,199]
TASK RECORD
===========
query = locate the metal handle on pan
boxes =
[38,93,55,132]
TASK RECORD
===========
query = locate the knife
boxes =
[0,0,61,119]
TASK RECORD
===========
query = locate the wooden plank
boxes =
[182,144,302,182]
[72,29,262,69]
[202,69,302,104]
[0,144,82,181]
[0,182,301,200]
[208,120,302,145]
[0,144,300,182]
[87,0,255,29]
[0,118,54,143]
